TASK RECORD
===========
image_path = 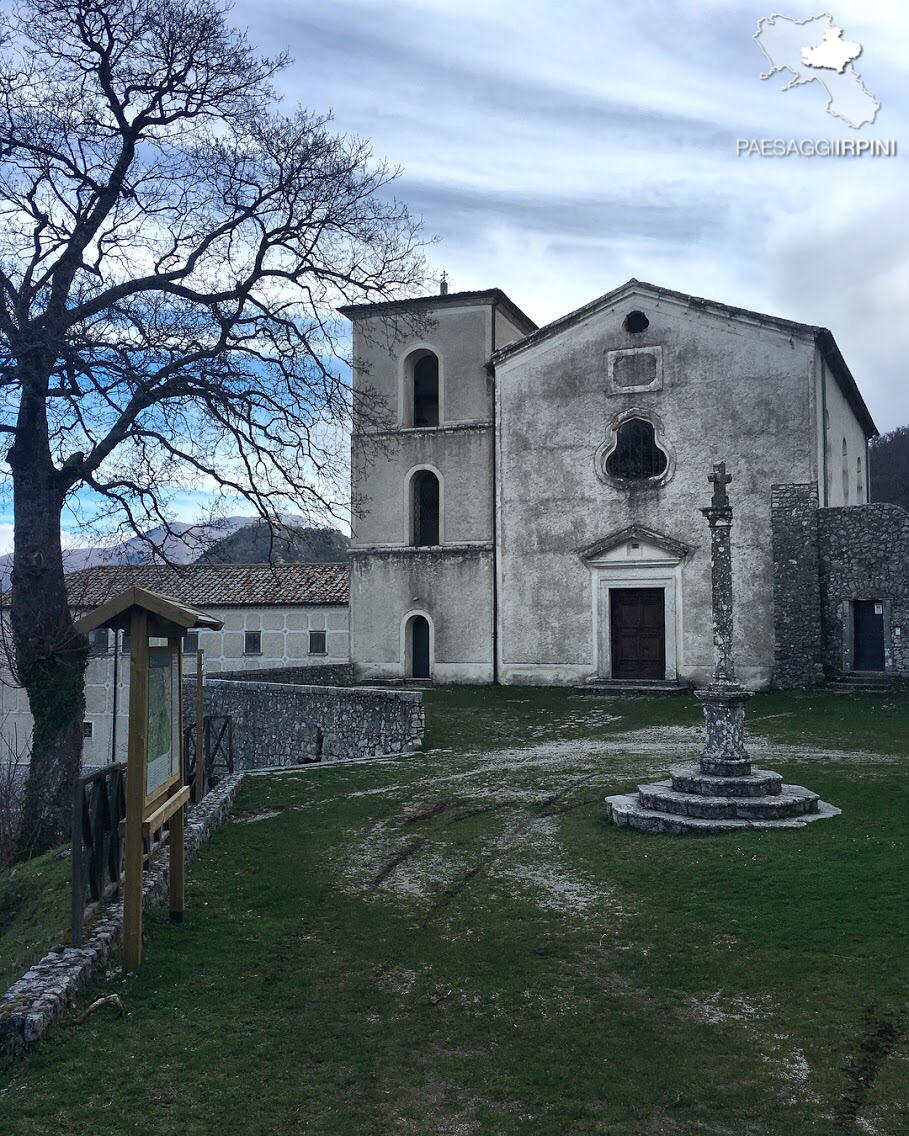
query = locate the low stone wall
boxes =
[216,663,353,687]
[185,680,424,767]
[818,503,909,675]
[1,773,244,1057]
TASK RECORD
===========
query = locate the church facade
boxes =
[341,280,903,689]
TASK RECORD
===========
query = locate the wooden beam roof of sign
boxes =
[72,586,224,636]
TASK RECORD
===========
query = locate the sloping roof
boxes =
[491,278,877,437]
[338,288,538,335]
[73,587,225,635]
[63,563,349,610]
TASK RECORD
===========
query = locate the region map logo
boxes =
[737,12,895,158]
[755,12,878,128]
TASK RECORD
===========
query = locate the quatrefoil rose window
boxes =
[596,413,672,488]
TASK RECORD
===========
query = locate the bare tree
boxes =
[0,0,425,856]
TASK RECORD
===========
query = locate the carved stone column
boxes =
[695,462,753,777]
[604,460,838,833]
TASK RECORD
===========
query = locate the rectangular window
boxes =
[87,629,109,656]
[82,721,93,740]
[244,630,262,656]
[308,630,327,655]
[183,630,199,655]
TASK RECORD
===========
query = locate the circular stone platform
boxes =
[605,779,841,834]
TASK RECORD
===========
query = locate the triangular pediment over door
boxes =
[579,526,687,680]
[578,525,689,568]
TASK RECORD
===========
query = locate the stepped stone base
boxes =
[605,791,840,834]
[638,781,818,821]
[669,765,783,798]
[583,679,691,695]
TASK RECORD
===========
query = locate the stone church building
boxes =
[341,280,907,689]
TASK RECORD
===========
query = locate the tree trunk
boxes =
[9,371,87,859]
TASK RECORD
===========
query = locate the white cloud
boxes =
[226,1,908,428]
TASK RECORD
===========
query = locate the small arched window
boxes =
[842,438,849,503]
[605,418,668,481]
[412,353,439,427]
[857,455,864,502]
[411,470,440,546]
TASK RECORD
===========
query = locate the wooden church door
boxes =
[610,588,666,680]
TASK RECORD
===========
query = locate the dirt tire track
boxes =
[835,1010,906,1130]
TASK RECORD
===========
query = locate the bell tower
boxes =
[340,285,535,682]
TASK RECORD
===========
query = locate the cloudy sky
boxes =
[6,1,908,553]
[233,0,907,432]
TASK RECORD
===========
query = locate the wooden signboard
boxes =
[74,587,222,973]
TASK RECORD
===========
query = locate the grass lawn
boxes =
[1,686,908,1134]
[0,846,71,995]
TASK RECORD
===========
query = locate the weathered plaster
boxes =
[495,289,819,688]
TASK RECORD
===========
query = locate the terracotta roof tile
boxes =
[63,563,349,609]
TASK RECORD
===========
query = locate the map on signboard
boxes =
[146,653,178,795]
[754,13,880,129]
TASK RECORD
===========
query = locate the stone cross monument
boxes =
[695,462,753,777]
[604,462,838,833]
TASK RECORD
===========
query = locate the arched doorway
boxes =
[410,615,431,679]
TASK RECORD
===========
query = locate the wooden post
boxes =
[71,777,85,948]
[122,609,149,974]
[195,648,205,803]
[169,639,185,924]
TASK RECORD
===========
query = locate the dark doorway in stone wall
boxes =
[610,588,665,680]
[411,616,431,679]
[853,600,886,671]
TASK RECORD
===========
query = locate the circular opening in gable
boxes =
[623,310,650,334]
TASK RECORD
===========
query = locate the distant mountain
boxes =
[195,521,349,565]
[870,426,909,511]
[0,515,326,589]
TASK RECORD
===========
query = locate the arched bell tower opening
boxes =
[410,468,441,546]
[402,348,441,427]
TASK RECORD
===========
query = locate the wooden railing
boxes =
[183,714,234,802]
[70,712,232,946]
[70,763,127,947]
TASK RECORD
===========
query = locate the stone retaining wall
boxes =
[818,503,909,675]
[185,680,424,767]
[770,484,824,686]
[771,485,909,682]
[215,663,353,687]
[1,773,244,1057]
